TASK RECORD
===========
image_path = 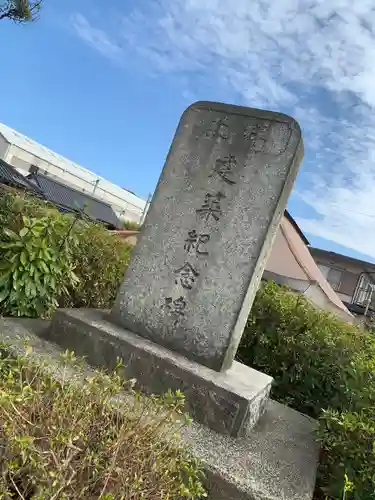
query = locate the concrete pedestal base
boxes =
[46,309,272,437]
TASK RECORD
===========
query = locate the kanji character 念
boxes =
[174,262,200,289]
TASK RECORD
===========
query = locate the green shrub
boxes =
[238,281,375,418]
[238,281,375,499]
[0,191,132,312]
[61,222,132,309]
[0,188,60,227]
[317,408,375,499]
[121,219,141,230]
[0,347,206,499]
[0,214,79,318]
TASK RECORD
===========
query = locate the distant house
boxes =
[310,248,375,316]
[264,212,353,323]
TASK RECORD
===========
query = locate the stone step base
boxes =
[47,308,272,437]
[0,317,319,500]
[183,400,318,500]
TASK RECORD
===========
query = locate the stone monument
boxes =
[46,102,304,438]
[111,101,303,372]
[4,102,318,499]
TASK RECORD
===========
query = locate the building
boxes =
[0,160,120,228]
[310,248,375,316]
[0,158,42,194]
[264,212,353,322]
[0,122,147,223]
[28,171,120,229]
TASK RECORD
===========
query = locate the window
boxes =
[326,268,342,291]
[317,264,330,279]
[317,264,342,290]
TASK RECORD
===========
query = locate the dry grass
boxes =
[0,348,206,499]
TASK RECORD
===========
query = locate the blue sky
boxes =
[1,0,375,262]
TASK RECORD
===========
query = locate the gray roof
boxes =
[0,159,42,193]
[28,173,121,228]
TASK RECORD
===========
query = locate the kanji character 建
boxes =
[213,155,237,185]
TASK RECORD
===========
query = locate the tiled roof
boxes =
[0,159,42,193]
[29,173,121,228]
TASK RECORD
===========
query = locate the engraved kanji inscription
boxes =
[184,230,210,255]
[196,192,225,222]
[206,116,229,139]
[196,116,229,140]
[244,120,270,152]
[180,154,199,166]
[267,122,292,154]
[174,262,200,289]
[164,296,187,326]
[212,154,237,185]
[244,120,292,154]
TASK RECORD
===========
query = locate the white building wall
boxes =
[0,134,9,160]
[0,123,147,224]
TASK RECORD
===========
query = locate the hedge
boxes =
[238,281,375,499]
[0,190,132,316]
[0,347,206,498]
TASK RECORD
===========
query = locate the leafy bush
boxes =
[61,222,132,309]
[0,347,206,499]
[238,281,375,499]
[0,214,78,318]
[0,191,132,312]
[318,408,375,499]
[0,188,60,226]
[121,219,141,231]
[238,281,375,418]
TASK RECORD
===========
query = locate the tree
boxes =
[0,0,42,22]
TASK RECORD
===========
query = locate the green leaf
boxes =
[20,251,27,267]
[19,227,29,238]
[0,260,11,272]
[3,228,21,240]
[29,282,37,298]
[10,253,19,263]
[0,242,22,250]
[50,277,56,291]
[0,270,11,285]
[39,261,49,273]
[29,263,35,277]
[22,216,31,228]
[0,288,9,303]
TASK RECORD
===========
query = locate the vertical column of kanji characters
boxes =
[163,115,240,327]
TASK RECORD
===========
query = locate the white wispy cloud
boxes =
[71,13,123,63]
[71,1,375,258]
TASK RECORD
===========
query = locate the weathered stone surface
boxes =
[183,400,319,500]
[111,101,303,371]
[45,308,272,437]
[0,317,319,500]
